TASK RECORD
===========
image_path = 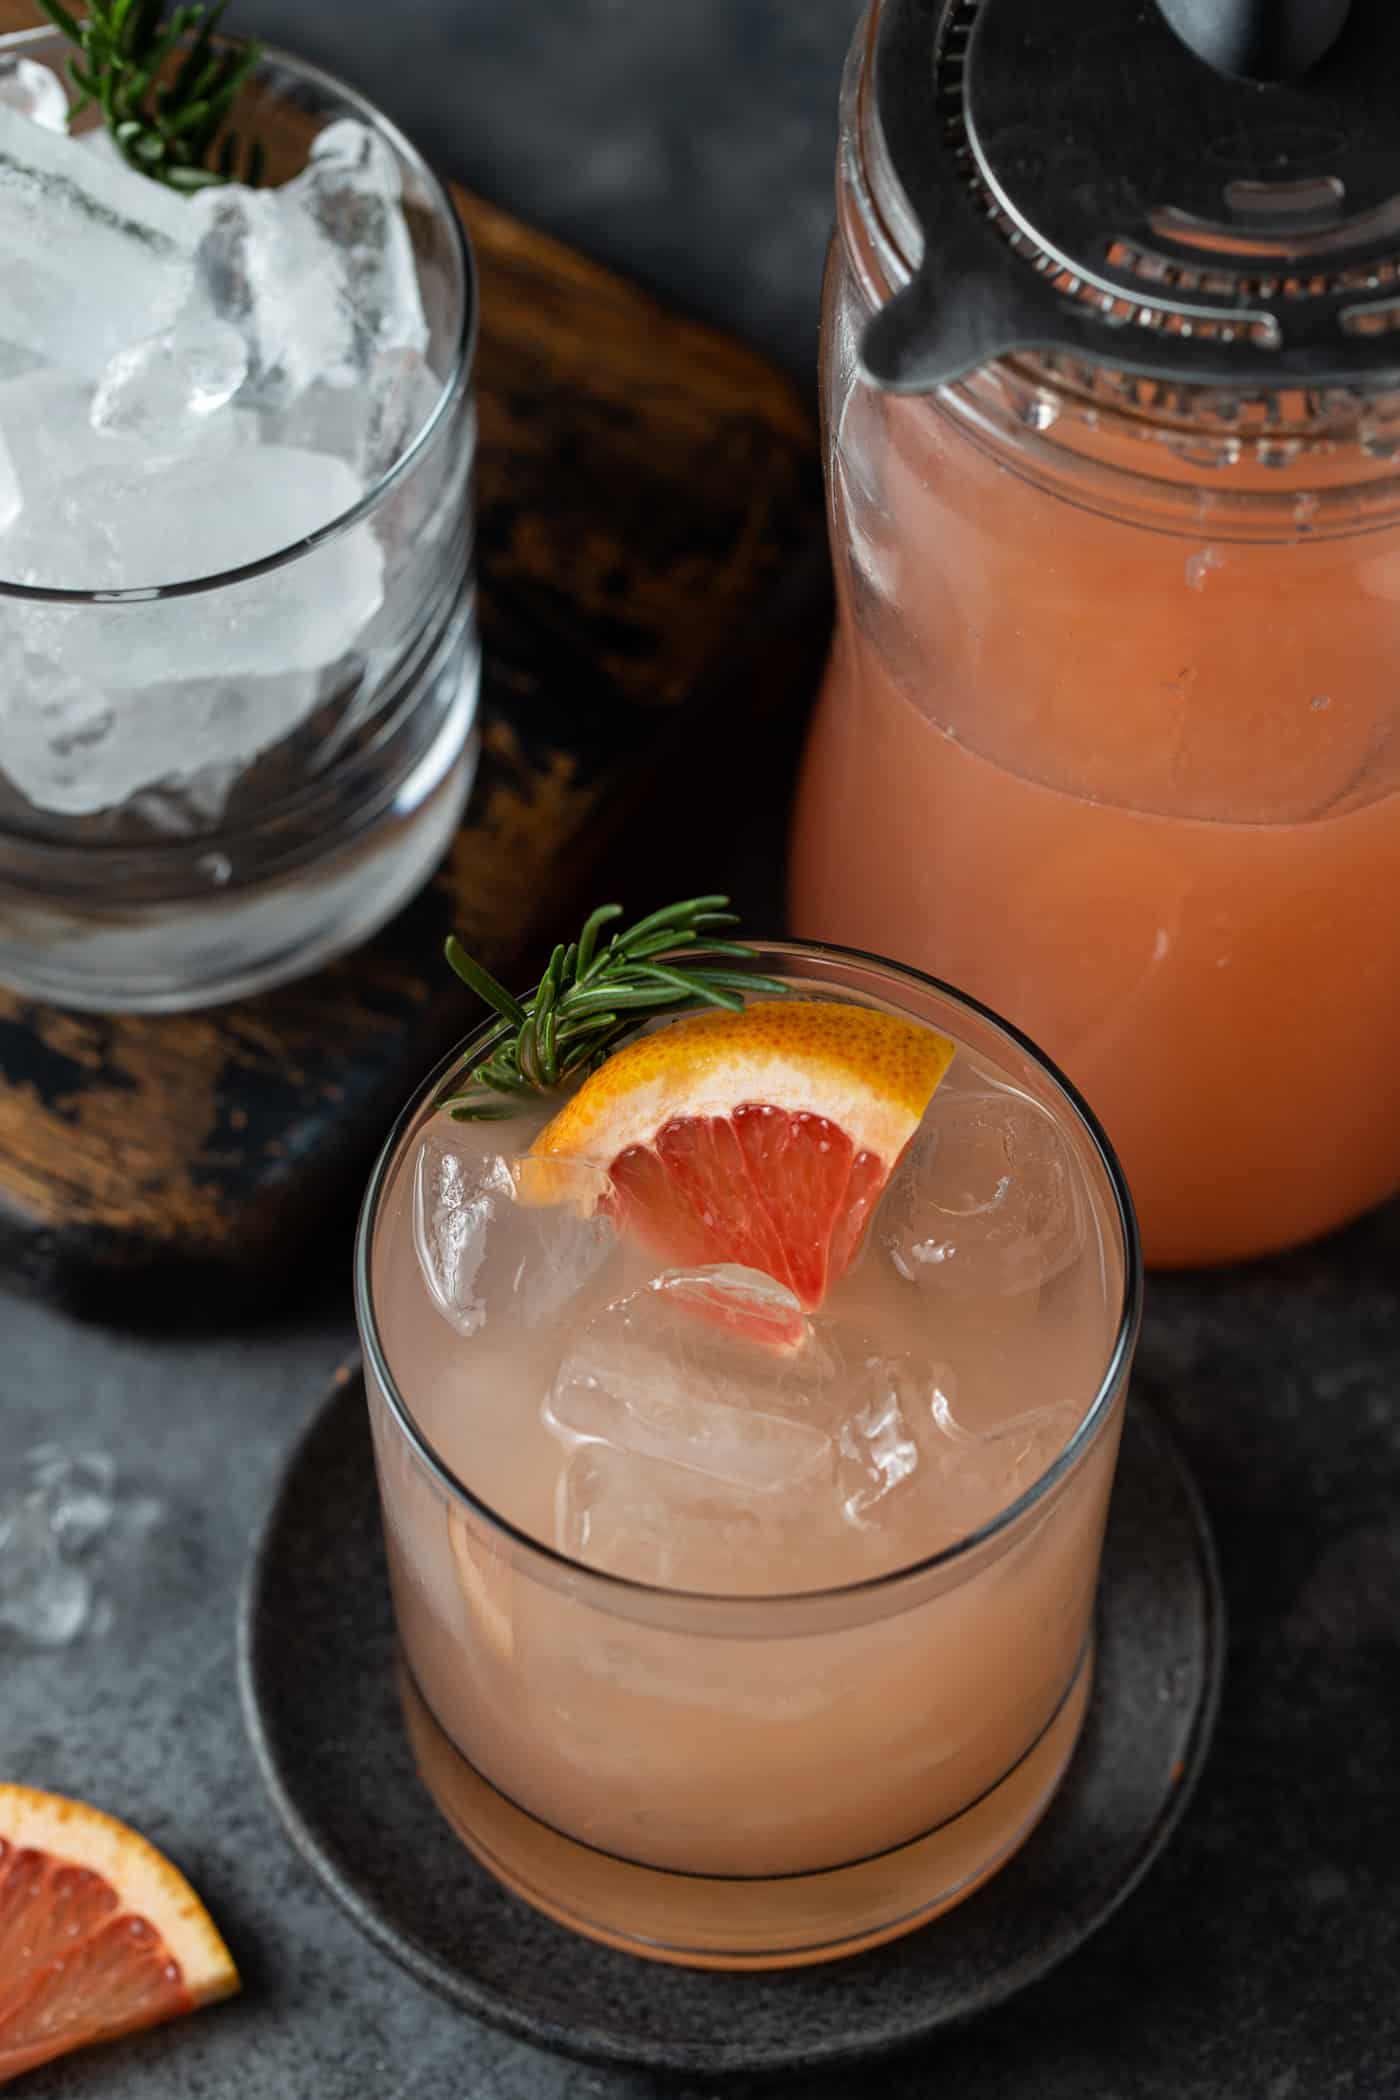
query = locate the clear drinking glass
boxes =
[0,27,478,1011]
[788,2,1400,1267]
[354,942,1140,1968]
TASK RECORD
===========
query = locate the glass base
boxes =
[398,1647,1094,1971]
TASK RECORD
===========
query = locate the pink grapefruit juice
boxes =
[358,952,1136,1964]
[790,380,1400,1267]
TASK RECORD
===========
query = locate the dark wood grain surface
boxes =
[0,173,827,1318]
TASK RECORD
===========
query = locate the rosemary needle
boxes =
[442,896,789,1121]
[36,0,266,191]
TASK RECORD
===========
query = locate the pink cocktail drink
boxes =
[357,944,1137,1966]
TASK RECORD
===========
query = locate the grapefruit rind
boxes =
[0,1784,240,2009]
[532,1001,956,1184]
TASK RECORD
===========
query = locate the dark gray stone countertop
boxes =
[4,3,1399,2095]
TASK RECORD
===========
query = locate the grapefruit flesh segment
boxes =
[539,1001,957,1321]
[610,1106,876,1311]
[0,1787,238,2085]
[826,1146,890,1285]
[731,1104,858,1306]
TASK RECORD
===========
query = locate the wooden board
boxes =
[0,171,827,1319]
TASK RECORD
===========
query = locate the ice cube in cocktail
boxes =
[360,945,1136,1964]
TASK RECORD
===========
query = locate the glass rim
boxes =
[353,937,1144,1610]
[0,25,477,607]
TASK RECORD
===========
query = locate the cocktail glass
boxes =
[355,941,1140,1968]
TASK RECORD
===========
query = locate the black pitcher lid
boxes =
[863,0,1400,391]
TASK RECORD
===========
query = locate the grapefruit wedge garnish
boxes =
[532,1000,954,1331]
[0,1785,239,2086]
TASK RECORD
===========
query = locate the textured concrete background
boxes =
[4,2,1400,2095]
[247,0,852,379]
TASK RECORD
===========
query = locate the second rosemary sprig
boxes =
[442,896,789,1120]
[35,0,265,190]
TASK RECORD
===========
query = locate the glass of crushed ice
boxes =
[355,940,1140,1967]
[0,29,477,1010]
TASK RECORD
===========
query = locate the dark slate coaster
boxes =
[239,1368,1224,2077]
[0,184,827,1322]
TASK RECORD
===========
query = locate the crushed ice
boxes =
[0,75,436,817]
[414,1131,616,1340]
[0,53,68,133]
[881,1088,1085,1297]
[548,1261,1087,1584]
[0,1446,121,1648]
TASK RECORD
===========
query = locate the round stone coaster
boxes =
[239,1368,1223,2078]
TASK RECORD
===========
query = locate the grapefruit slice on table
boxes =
[532,1000,955,1336]
[0,1785,239,2086]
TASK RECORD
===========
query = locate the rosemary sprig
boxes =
[442,896,790,1121]
[35,0,266,190]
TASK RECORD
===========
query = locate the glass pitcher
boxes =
[789,0,1400,1266]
